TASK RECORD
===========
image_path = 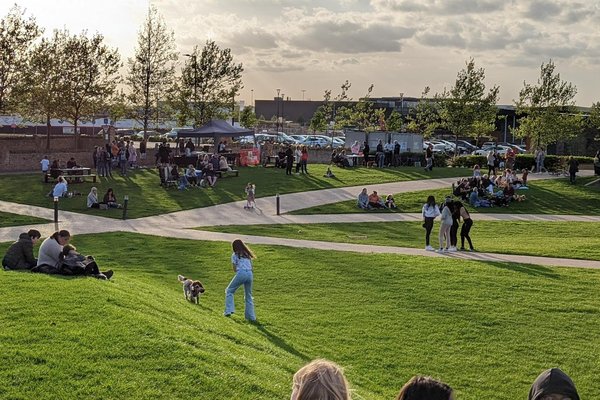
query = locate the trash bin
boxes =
[414,161,421,167]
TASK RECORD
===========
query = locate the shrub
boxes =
[448,155,487,168]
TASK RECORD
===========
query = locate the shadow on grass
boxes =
[251,322,309,361]
[483,261,559,278]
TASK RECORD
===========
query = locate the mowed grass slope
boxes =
[2,233,600,399]
[0,166,469,219]
[0,211,48,228]
[199,221,600,261]
[290,177,600,215]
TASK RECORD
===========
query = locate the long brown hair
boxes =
[396,376,453,400]
[232,239,255,259]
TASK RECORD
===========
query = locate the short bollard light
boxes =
[53,196,59,230]
[276,193,280,216]
[122,195,129,220]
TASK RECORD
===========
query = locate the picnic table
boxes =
[45,167,96,183]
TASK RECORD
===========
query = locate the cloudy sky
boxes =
[4,0,600,105]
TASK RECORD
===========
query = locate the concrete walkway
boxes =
[1,171,598,269]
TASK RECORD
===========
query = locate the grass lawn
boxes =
[199,221,600,261]
[0,166,469,219]
[290,176,600,215]
[1,232,600,399]
[0,211,49,228]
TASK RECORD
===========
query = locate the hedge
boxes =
[449,154,594,171]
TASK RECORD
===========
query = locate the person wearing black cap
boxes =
[528,368,579,400]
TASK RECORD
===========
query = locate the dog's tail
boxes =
[178,274,186,282]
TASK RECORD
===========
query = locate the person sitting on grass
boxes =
[2,229,41,271]
[469,187,491,208]
[368,190,386,209]
[59,244,113,279]
[291,359,351,400]
[185,164,198,187]
[219,155,232,172]
[50,176,68,198]
[395,376,454,400]
[202,163,217,187]
[357,188,370,210]
[529,368,579,400]
[33,230,71,274]
[473,164,481,178]
[87,187,100,208]
[385,194,397,209]
[503,182,515,202]
[323,166,336,178]
[103,188,122,208]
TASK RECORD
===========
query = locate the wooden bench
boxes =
[215,170,239,178]
[45,173,97,183]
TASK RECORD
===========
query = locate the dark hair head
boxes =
[61,244,76,256]
[427,195,436,206]
[396,376,453,400]
[107,188,114,193]
[232,239,255,259]
[27,229,41,239]
[51,230,71,240]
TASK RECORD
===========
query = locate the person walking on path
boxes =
[224,239,256,321]
[424,143,433,171]
[422,195,440,251]
[458,201,475,251]
[535,147,546,173]
[438,197,453,252]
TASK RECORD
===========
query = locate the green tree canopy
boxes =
[514,60,583,148]
[405,87,443,138]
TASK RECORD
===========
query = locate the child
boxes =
[385,194,397,209]
[59,244,113,279]
[224,239,256,321]
[244,183,255,209]
[521,168,529,187]
[323,166,336,178]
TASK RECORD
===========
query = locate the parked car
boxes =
[301,135,333,148]
[162,128,192,140]
[134,130,160,140]
[456,140,477,153]
[116,129,136,137]
[290,134,307,143]
[472,145,511,156]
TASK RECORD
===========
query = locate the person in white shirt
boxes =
[421,195,440,251]
[438,197,454,252]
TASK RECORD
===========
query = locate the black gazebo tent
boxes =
[176,119,254,138]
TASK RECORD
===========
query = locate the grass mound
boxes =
[2,232,600,399]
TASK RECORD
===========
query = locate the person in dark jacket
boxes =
[568,156,579,184]
[2,229,41,270]
[529,368,579,400]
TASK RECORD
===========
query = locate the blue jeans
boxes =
[224,270,255,321]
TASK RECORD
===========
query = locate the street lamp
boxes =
[281,93,285,135]
[399,92,404,116]
[276,88,281,132]
[184,53,198,128]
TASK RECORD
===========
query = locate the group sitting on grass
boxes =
[157,153,226,189]
[357,188,397,210]
[2,229,113,279]
[291,359,579,400]
[453,166,528,208]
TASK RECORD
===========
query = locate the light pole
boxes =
[251,89,254,105]
[281,93,285,135]
[276,88,280,133]
[184,53,198,128]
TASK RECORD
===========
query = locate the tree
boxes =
[172,40,243,127]
[440,58,499,152]
[20,32,62,149]
[405,87,442,138]
[514,60,583,148]
[239,105,257,129]
[127,5,177,137]
[309,105,328,133]
[56,30,121,148]
[386,109,403,132]
[0,5,42,114]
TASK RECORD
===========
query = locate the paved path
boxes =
[1,171,598,269]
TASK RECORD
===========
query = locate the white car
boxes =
[472,145,511,156]
[301,135,332,148]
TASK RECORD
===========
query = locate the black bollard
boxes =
[53,196,59,230]
[276,193,280,216]
[122,195,129,220]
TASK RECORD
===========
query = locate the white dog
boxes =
[178,275,205,304]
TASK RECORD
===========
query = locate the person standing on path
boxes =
[458,201,475,251]
[438,198,453,252]
[448,200,460,252]
[422,195,440,251]
[285,145,294,175]
[568,156,579,184]
[535,147,546,173]
[424,143,433,171]
[224,239,256,321]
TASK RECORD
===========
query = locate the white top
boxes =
[231,253,253,272]
[422,203,440,218]
[87,192,98,207]
[41,159,50,171]
[440,205,453,225]
[37,236,63,267]
[384,143,394,151]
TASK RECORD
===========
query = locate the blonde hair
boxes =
[291,359,350,400]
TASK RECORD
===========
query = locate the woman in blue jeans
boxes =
[224,239,256,321]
